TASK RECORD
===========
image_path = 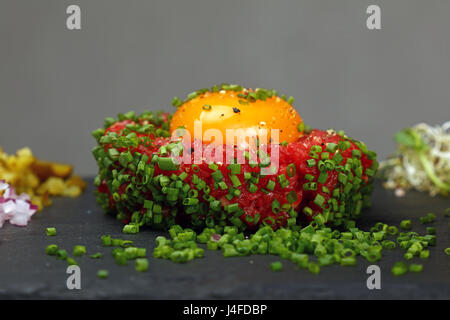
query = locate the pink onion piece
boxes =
[0,180,37,228]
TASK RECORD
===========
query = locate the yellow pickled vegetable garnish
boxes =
[0,146,86,210]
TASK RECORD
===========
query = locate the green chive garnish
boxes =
[46,227,56,236]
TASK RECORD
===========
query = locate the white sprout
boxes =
[379,121,450,196]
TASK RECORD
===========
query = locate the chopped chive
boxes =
[270,261,283,272]
[248,183,258,193]
[326,143,338,153]
[97,269,109,279]
[313,194,326,208]
[266,180,276,191]
[90,252,103,259]
[157,157,179,171]
[306,159,316,167]
[46,227,56,236]
[211,170,224,182]
[123,224,139,234]
[317,172,328,184]
[46,244,59,255]
[338,173,348,185]
[286,163,296,177]
[227,163,241,175]
[391,262,408,276]
[229,175,242,187]
[171,97,183,107]
[73,245,86,256]
[287,191,298,204]
[272,199,280,213]
[409,264,423,273]
[56,249,68,260]
[400,220,412,230]
[135,258,149,272]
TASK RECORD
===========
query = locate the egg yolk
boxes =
[170,90,303,145]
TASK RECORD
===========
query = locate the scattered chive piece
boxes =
[90,252,103,259]
[227,163,241,175]
[114,251,128,266]
[67,257,78,266]
[259,177,272,190]
[157,157,179,171]
[46,227,56,236]
[286,191,298,204]
[313,194,325,208]
[400,220,412,230]
[171,97,182,107]
[326,143,338,153]
[391,262,408,276]
[387,226,398,235]
[341,256,356,267]
[56,249,68,260]
[306,159,316,167]
[46,244,59,255]
[317,172,328,184]
[229,175,241,187]
[135,258,149,272]
[73,245,87,256]
[308,262,320,274]
[97,269,109,279]
[420,250,430,259]
[409,264,423,273]
[101,235,112,246]
[270,261,283,272]
[123,224,139,234]
[420,212,436,224]
[286,163,296,177]
[338,173,348,185]
[445,248,450,256]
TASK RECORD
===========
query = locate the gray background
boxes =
[0,0,449,176]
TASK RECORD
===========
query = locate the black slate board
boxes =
[0,179,449,300]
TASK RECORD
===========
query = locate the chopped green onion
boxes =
[326,143,338,153]
[56,249,68,260]
[46,244,59,255]
[409,264,423,273]
[313,194,326,208]
[73,245,86,256]
[157,157,179,171]
[270,261,283,272]
[400,220,412,230]
[46,227,56,236]
[391,262,408,276]
[135,258,149,272]
[306,159,316,167]
[286,163,296,177]
[97,269,109,279]
[90,252,103,259]
[123,224,139,234]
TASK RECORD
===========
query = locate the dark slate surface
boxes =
[0,179,449,300]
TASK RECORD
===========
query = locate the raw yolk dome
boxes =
[170,88,304,145]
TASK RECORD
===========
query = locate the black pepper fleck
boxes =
[233,107,241,113]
